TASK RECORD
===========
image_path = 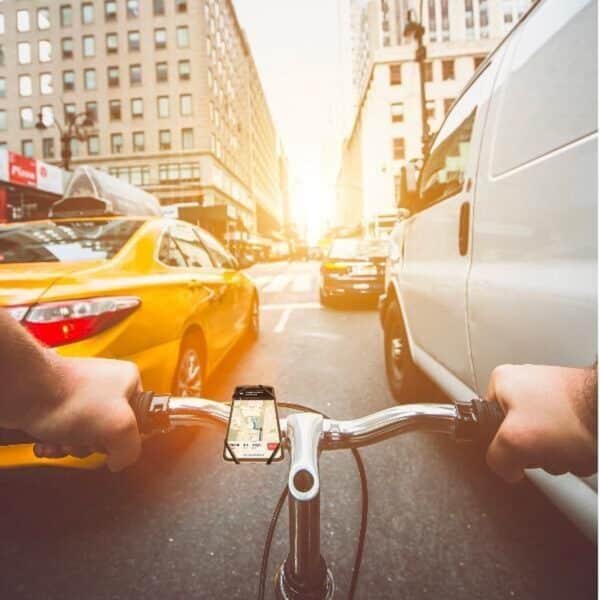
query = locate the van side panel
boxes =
[468,0,598,394]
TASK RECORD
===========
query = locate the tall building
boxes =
[336,0,533,230]
[0,0,285,237]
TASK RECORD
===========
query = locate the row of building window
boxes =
[3,1,189,35]
[14,127,195,160]
[388,55,485,86]
[108,162,200,186]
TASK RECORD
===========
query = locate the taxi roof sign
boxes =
[50,166,161,218]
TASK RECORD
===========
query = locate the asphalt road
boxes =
[0,260,595,600]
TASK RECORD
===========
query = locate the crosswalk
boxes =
[251,273,316,294]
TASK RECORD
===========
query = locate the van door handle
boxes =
[458,202,470,256]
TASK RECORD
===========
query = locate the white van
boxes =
[380,0,597,541]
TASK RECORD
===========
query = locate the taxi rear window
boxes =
[0,219,142,264]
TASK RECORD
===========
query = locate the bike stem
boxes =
[275,413,334,600]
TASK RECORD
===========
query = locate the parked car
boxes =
[379,0,597,541]
[320,238,387,306]
[0,215,259,469]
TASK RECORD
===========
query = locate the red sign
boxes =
[9,152,37,188]
[0,188,7,223]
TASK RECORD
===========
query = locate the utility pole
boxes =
[404,9,431,157]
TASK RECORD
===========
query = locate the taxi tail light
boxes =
[22,296,141,348]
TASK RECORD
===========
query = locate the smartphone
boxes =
[223,385,283,463]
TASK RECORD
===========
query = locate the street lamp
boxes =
[403,7,431,157]
[35,108,96,171]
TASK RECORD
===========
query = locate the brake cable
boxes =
[257,403,369,600]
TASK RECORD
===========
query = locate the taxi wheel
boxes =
[247,295,260,340]
[173,334,205,397]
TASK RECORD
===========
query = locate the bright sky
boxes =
[232,0,349,243]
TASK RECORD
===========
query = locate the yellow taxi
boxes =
[0,215,259,469]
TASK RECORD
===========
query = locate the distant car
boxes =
[319,238,388,306]
[0,215,259,469]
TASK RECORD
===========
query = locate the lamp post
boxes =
[35,109,96,171]
[403,8,431,157]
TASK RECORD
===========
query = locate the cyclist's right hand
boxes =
[485,364,597,483]
[27,355,142,472]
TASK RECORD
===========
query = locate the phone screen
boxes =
[224,398,283,462]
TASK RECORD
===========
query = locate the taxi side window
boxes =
[170,224,213,268]
[158,232,187,268]
[194,227,237,269]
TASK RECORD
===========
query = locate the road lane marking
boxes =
[261,302,322,311]
[292,274,312,293]
[274,307,292,333]
[262,274,290,293]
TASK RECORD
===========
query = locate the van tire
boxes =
[383,301,422,403]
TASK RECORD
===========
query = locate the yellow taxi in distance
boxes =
[0,216,259,469]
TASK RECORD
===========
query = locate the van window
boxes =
[169,224,213,268]
[419,64,492,207]
[492,0,596,175]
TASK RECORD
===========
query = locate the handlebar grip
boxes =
[129,391,170,434]
[471,399,505,446]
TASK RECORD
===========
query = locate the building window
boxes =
[85,101,98,122]
[465,0,474,40]
[391,102,404,123]
[392,138,405,161]
[81,3,94,25]
[108,65,120,87]
[130,64,142,85]
[180,94,192,116]
[17,10,31,32]
[181,128,194,149]
[106,33,118,53]
[158,163,200,183]
[389,64,402,86]
[40,73,53,95]
[62,37,73,59]
[157,96,169,118]
[132,131,145,152]
[128,30,140,51]
[105,0,117,21]
[154,0,165,16]
[64,103,76,122]
[83,35,95,57]
[60,5,73,27]
[0,78,5,98]
[443,98,455,115]
[428,0,437,42]
[426,99,436,121]
[42,137,55,159]
[19,75,33,97]
[37,8,51,30]
[176,26,190,48]
[109,166,150,185]
[111,133,123,154]
[131,98,144,118]
[20,107,34,129]
[70,138,80,158]
[84,68,96,90]
[156,62,168,82]
[159,129,171,150]
[178,60,191,80]
[424,61,433,82]
[109,99,121,120]
[154,28,167,49]
[17,42,31,65]
[442,59,454,80]
[38,40,52,62]
[87,135,100,155]
[480,0,489,38]
[441,0,449,41]
[176,0,188,13]
[474,55,485,69]
[0,110,6,131]
[127,0,140,18]
[22,140,34,158]
[41,105,54,127]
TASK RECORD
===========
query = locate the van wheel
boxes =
[383,301,422,403]
[173,334,205,397]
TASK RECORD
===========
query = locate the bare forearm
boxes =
[575,361,598,440]
[0,310,63,429]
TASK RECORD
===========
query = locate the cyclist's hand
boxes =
[486,364,597,483]
[26,356,142,472]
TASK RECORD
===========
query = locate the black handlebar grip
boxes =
[129,391,155,434]
[471,399,505,446]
